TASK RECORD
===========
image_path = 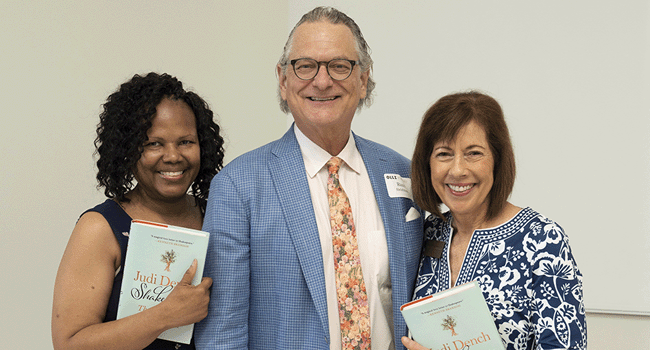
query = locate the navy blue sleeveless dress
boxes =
[84,199,196,350]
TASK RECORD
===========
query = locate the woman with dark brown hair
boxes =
[402,91,586,350]
[52,73,224,350]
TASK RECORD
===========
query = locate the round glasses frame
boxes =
[289,58,359,81]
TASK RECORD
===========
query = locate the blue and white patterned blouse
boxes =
[413,207,586,349]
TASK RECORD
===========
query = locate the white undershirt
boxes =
[295,125,395,350]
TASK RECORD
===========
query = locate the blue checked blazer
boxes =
[195,126,423,350]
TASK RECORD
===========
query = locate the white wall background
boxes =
[290,0,650,347]
[290,0,650,315]
[1,1,649,348]
[0,1,288,349]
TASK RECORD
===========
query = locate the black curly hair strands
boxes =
[94,72,224,214]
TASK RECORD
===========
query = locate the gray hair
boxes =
[277,6,375,114]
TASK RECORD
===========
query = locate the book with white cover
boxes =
[116,220,209,344]
[401,281,504,350]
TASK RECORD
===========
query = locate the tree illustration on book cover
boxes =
[161,250,176,272]
[442,315,458,336]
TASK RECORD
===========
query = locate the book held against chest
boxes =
[116,220,209,344]
[401,281,505,350]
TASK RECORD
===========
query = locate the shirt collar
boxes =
[294,124,362,178]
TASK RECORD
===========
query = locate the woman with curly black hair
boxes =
[52,72,225,350]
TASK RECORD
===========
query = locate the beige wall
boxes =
[587,313,650,348]
[1,1,648,348]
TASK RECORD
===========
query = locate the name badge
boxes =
[384,174,413,200]
[424,240,445,259]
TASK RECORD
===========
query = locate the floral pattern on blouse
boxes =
[413,208,586,349]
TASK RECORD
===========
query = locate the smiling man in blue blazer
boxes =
[195,7,423,350]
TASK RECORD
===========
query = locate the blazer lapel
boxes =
[268,128,330,340]
[355,135,408,279]
[355,134,411,338]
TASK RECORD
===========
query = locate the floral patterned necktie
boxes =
[326,157,371,350]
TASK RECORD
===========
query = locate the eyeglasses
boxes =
[289,58,359,81]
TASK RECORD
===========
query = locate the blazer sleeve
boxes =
[195,170,250,349]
